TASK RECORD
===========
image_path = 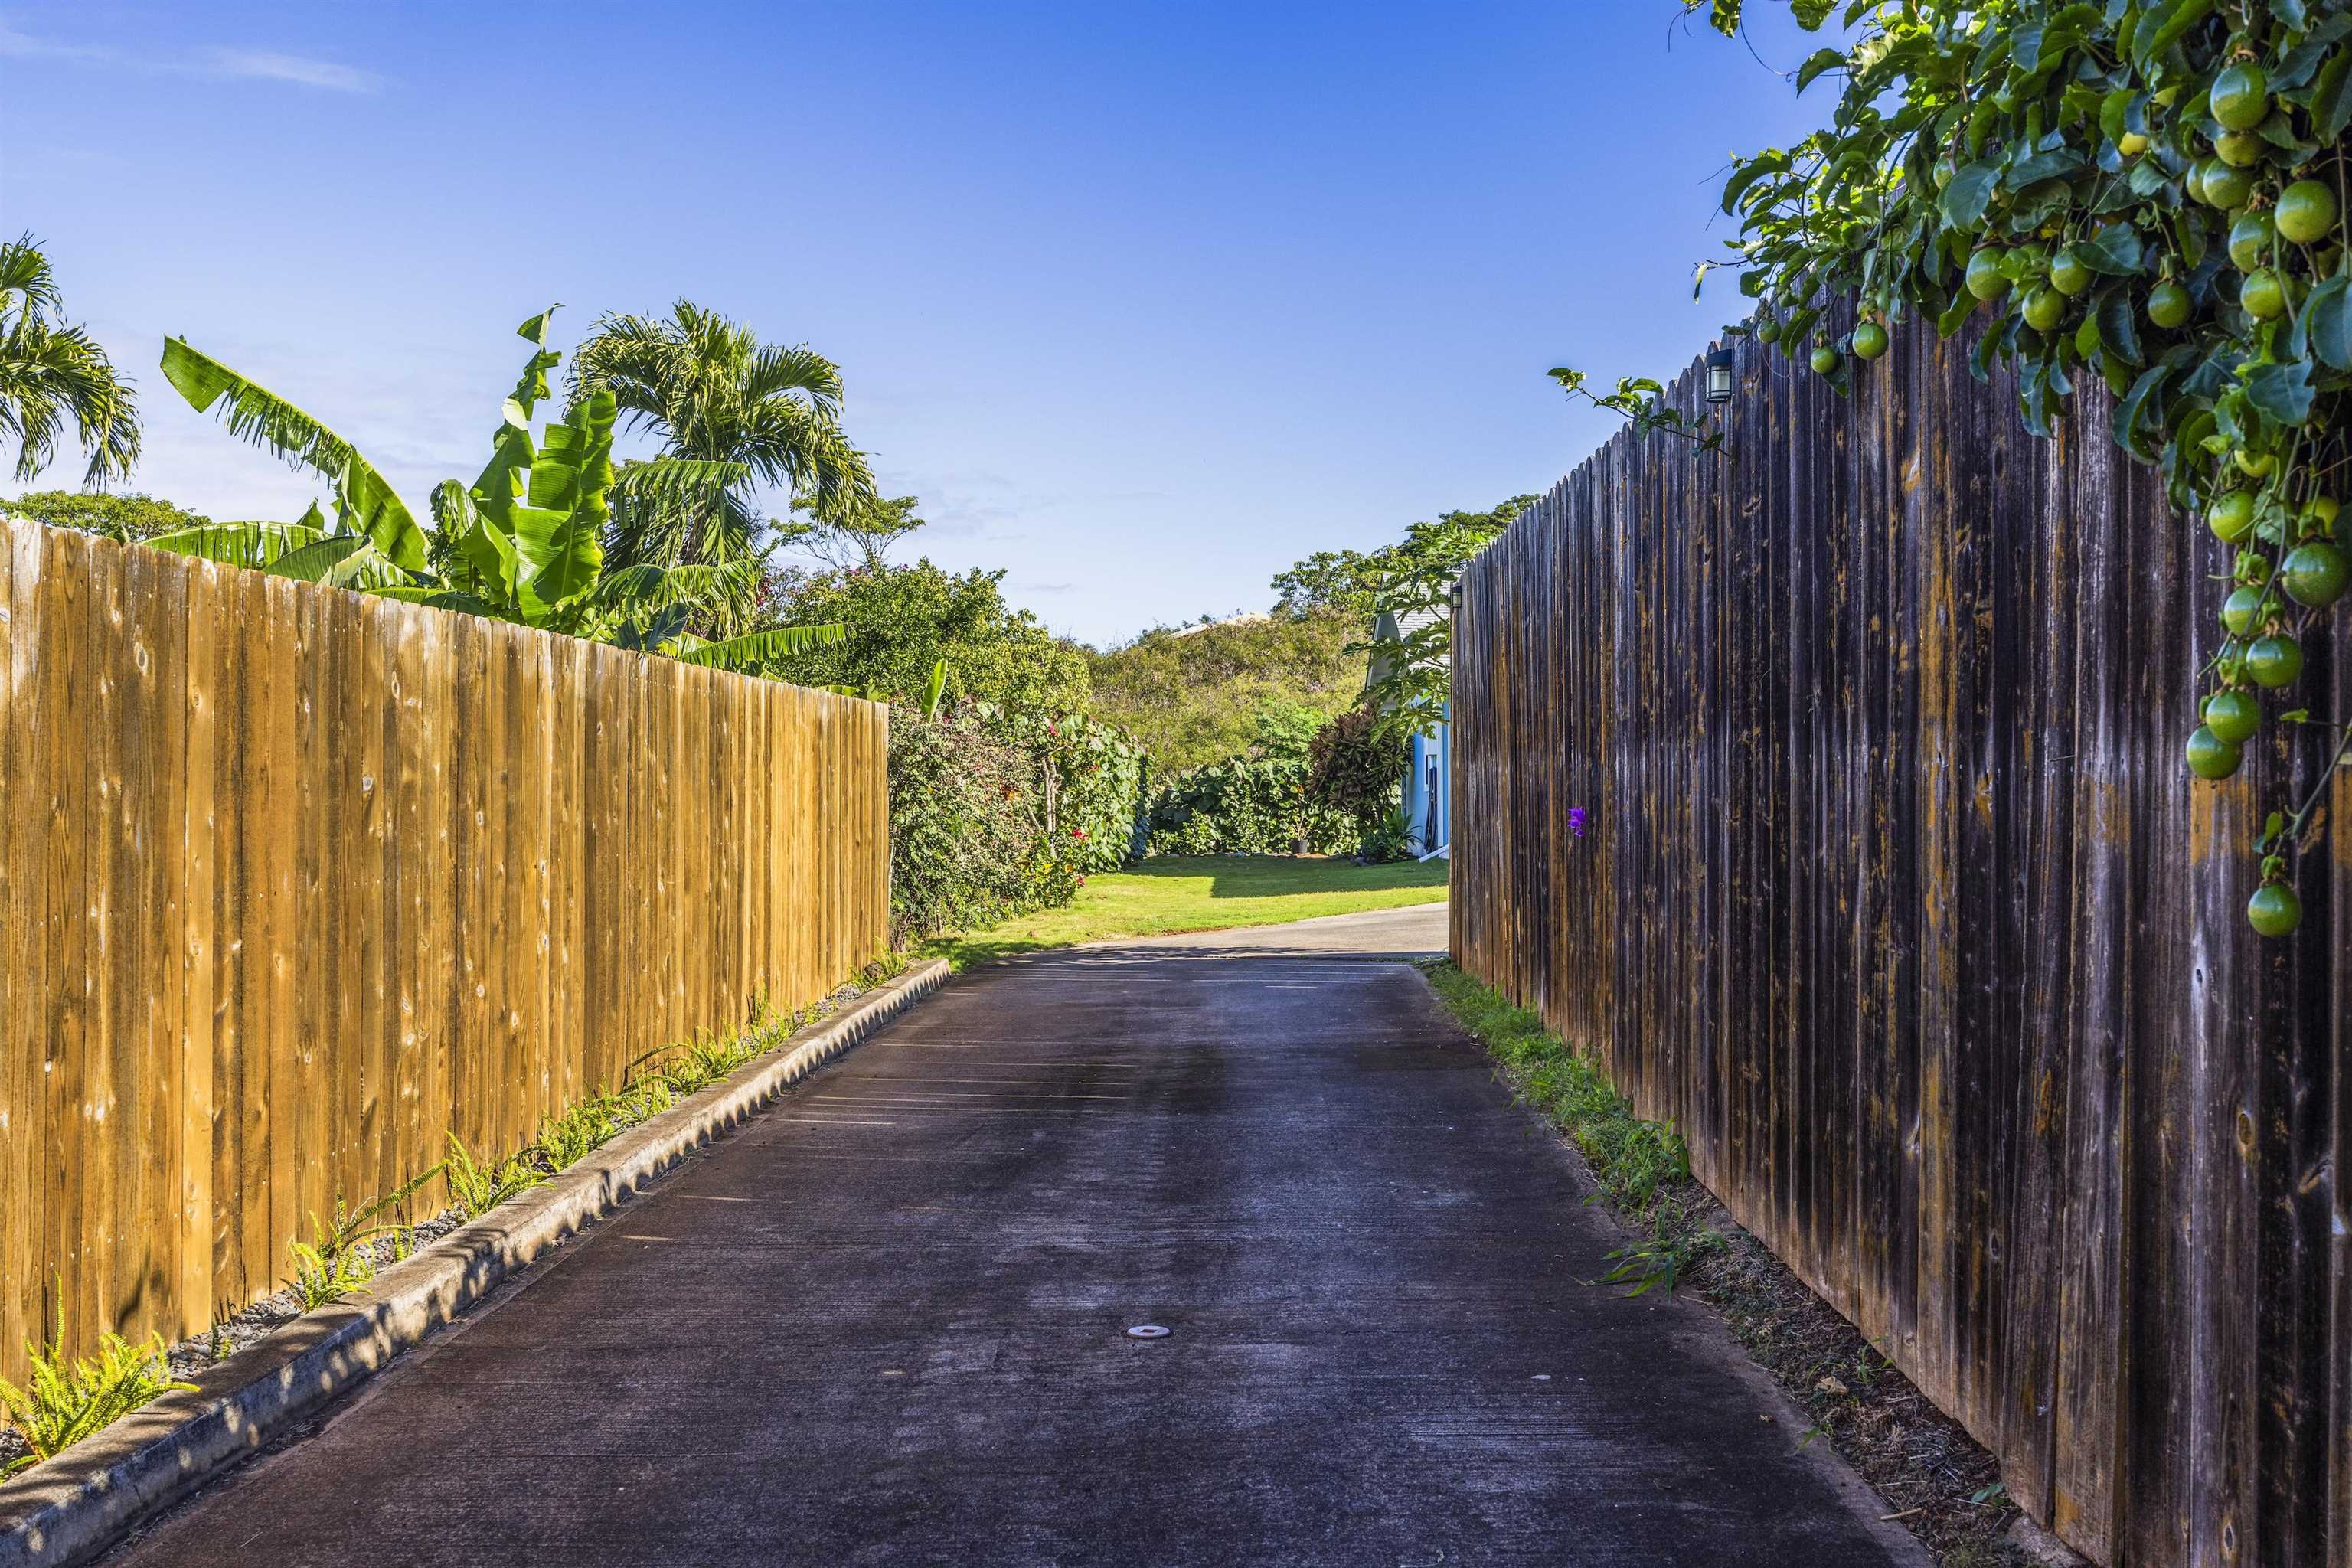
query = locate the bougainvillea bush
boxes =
[887,704,1148,942]
[1682,0,2352,936]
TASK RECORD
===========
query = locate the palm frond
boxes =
[671,620,847,670]
[158,338,426,571]
[609,456,753,503]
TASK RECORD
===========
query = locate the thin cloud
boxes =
[0,21,376,92]
[0,21,111,61]
[194,47,377,93]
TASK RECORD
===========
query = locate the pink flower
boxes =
[1071,828,1087,840]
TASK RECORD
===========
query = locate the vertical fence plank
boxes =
[0,520,30,1364]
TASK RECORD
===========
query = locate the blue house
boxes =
[1368,609,1449,859]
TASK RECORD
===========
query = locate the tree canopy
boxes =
[3,490,207,542]
[758,559,1092,714]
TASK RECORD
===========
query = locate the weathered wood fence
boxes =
[1451,323,2349,1567]
[0,517,890,1377]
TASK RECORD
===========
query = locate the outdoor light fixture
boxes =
[1704,347,1736,404]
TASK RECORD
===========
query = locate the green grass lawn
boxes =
[925,854,1449,969]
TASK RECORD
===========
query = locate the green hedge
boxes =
[1142,755,1355,857]
[887,704,1148,942]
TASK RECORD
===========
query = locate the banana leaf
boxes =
[158,338,427,572]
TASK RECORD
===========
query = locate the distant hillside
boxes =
[1087,609,1366,774]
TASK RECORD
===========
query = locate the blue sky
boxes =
[4,2,1837,646]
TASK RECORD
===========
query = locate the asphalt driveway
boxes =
[106,908,1920,1566]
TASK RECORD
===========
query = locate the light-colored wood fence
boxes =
[0,517,890,1375]
[1450,318,2350,1567]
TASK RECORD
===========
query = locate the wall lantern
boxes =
[1704,347,1736,404]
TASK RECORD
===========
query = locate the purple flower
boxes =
[1568,807,1588,838]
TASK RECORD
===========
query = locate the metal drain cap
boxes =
[1125,1324,1171,1339]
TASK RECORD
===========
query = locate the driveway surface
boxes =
[108,908,1920,1566]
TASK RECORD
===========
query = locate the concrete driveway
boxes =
[106,910,1920,1566]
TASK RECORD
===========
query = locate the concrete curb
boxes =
[0,959,949,1568]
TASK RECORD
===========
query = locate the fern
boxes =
[286,1227,378,1312]
[442,1132,545,1219]
[530,1096,622,1171]
[0,1311,194,1476]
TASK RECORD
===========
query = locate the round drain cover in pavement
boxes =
[1125,1324,1171,1339]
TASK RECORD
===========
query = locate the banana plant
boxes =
[149,308,844,672]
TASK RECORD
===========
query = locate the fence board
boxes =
[0,518,889,1371]
[1451,319,2345,1567]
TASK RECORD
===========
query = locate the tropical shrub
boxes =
[1305,703,1408,840]
[1143,755,1357,857]
[979,705,1152,871]
[888,707,1066,941]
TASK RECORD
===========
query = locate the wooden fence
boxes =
[0,517,890,1377]
[1450,322,2350,1567]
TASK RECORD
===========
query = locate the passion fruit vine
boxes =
[1672,5,2352,939]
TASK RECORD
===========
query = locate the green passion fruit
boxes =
[2024,286,2066,332]
[2049,248,2092,296]
[2186,725,2245,779]
[2228,211,2274,270]
[2209,490,2258,541]
[2283,540,2351,607]
[1811,345,1843,375]
[1965,248,2011,301]
[1851,321,1889,361]
[2202,689,2262,745]
[2276,180,2339,245]
[2241,268,2288,319]
[2216,129,2267,168]
[2248,880,2302,939]
[1757,318,1782,346]
[2302,495,2341,530]
[2235,448,2277,479]
[2198,158,2255,209]
[2222,585,2265,635]
[2210,63,2271,132]
[2148,282,2192,328]
[2246,634,2305,688]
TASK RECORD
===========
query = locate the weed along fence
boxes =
[1449,327,2350,1567]
[0,515,890,1381]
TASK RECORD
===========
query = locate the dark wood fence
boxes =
[0,518,891,1382]
[1449,321,2349,1567]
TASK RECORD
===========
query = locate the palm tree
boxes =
[0,234,140,487]
[566,301,874,626]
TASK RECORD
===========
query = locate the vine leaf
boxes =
[2094,292,2145,367]
[1940,162,2003,230]
[2114,364,2172,459]
[2077,224,2146,276]
[2246,359,2317,426]
[2304,273,2352,371]
[2316,52,2352,141]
